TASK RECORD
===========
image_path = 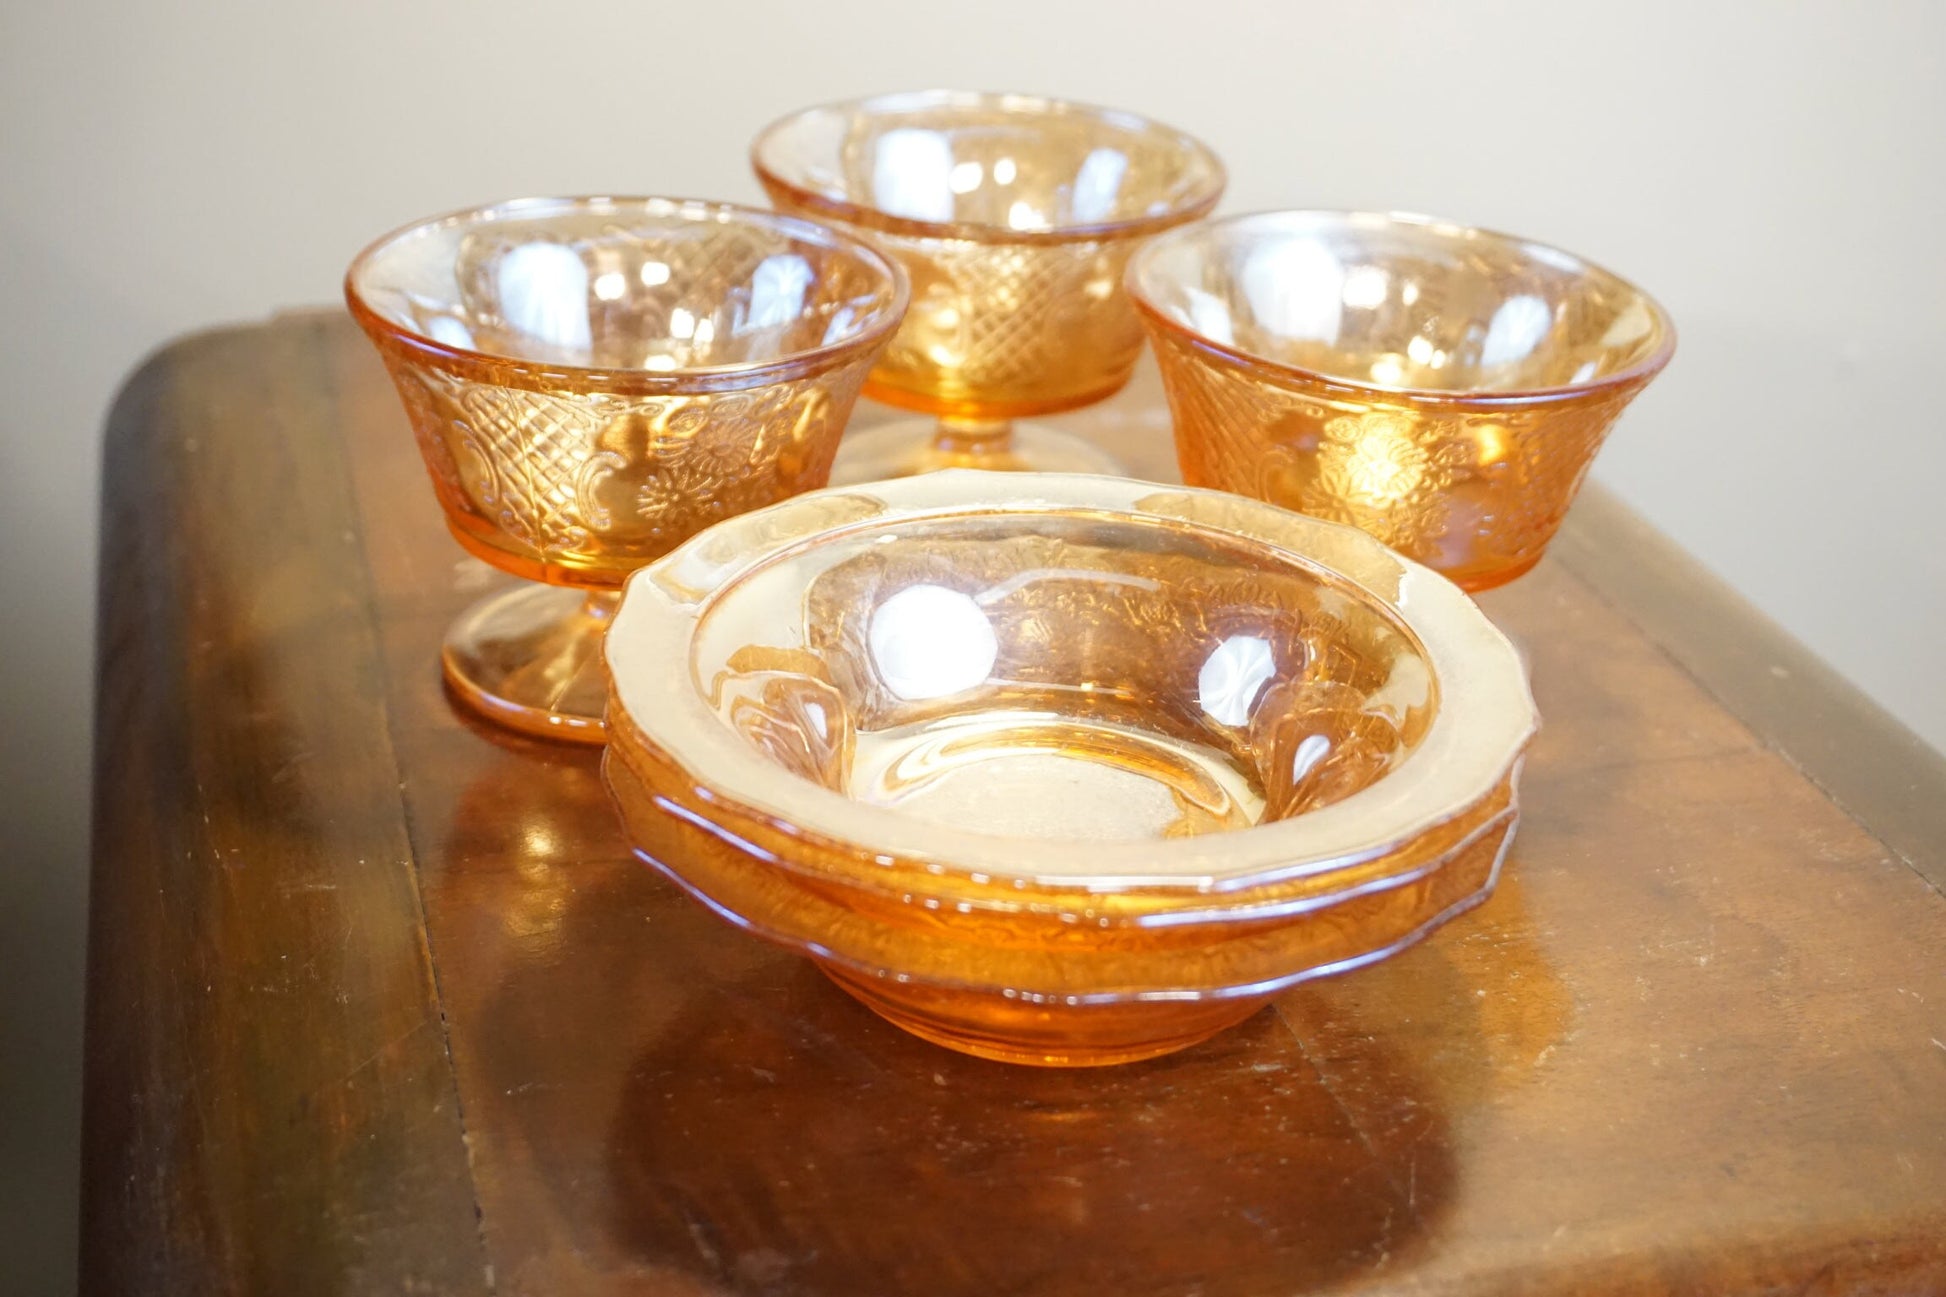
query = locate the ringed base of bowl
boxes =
[819,963,1268,1067]
[830,417,1124,485]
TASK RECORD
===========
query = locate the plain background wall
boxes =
[3,1,1942,1289]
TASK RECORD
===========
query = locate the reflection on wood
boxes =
[83,312,1946,1295]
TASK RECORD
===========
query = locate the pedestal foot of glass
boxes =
[441,585,619,744]
[829,414,1123,485]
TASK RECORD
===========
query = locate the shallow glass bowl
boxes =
[602,471,1537,1065]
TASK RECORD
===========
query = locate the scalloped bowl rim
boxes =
[605,471,1537,892]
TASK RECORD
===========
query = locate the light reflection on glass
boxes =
[1290,732,1331,782]
[1183,287,1235,347]
[868,584,998,701]
[1197,635,1276,727]
[1480,294,1552,369]
[819,303,859,346]
[1071,147,1130,224]
[427,315,475,349]
[497,242,591,351]
[1241,236,1343,345]
[746,253,813,332]
[1601,300,1654,348]
[873,128,955,222]
[1474,422,1510,465]
[1341,265,1388,309]
[1331,413,1428,506]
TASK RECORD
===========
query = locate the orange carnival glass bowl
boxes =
[346,196,907,742]
[751,90,1225,481]
[601,471,1537,1066]
[1127,211,1676,591]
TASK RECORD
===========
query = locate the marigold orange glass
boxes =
[602,471,1537,1066]
[346,196,906,741]
[752,90,1225,481]
[1128,211,1676,590]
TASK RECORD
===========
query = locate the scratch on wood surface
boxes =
[335,1019,432,1090]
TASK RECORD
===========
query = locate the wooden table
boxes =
[83,312,1946,1296]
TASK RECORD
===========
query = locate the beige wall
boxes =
[4,0,1942,1288]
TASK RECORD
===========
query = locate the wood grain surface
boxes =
[84,312,1946,1295]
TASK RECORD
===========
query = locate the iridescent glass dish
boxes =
[346,196,907,741]
[603,472,1537,1066]
[1128,211,1675,590]
[752,90,1225,481]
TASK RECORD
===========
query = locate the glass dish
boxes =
[603,471,1537,1065]
[752,90,1224,480]
[1127,211,1675,590]
[346,196,907,740]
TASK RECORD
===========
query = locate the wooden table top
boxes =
[83,311,1946,1296]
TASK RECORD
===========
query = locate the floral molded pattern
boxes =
[1151,328,1640,588]
[345,196,906,740]
[347,196,906,590]
[377,362,866,586]
[1129,210,1674,591]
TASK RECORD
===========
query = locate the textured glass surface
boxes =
[603,472,1536,1065]
[753,91,1224,477]
[346,196,907,741]
[347,196,907,587]
[1128,211,1674,590]
[691,514,1435,835]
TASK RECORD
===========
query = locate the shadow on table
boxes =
[425,735,1558,1297]
[602,957,1458,1297]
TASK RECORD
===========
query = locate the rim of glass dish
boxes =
[343,194,910,393]
[749,89,1228,246]
[605,470,1539,894]
[1126,208,1678,407]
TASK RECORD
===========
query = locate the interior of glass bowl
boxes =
[1132,211,1670,394]
[685,512,1436,844]
[753,92,1223,235]
[348,198,902,372]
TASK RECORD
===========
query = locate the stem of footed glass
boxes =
[440,584,620,743]
[827,410,1125,484]
[930,414,1017,460]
